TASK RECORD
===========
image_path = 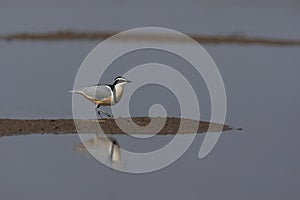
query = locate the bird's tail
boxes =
[69,90,82,94]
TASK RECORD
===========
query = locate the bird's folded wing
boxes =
[82,85,112,101]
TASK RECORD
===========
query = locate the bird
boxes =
[70,76,131,118]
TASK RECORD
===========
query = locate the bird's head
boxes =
[113,76,131,86]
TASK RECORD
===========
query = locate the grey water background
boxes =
[0,0,300,199]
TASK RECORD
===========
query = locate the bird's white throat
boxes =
[114,83,126,103]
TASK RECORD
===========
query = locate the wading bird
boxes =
[70,76,131,118]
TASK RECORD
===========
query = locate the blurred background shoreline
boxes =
[1,30,300,45]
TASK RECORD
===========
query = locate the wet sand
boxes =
[1,31,300,46]
[0,117,235,137]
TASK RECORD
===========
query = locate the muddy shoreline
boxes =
[0,117,235,137]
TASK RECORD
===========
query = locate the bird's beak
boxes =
[126,80,132,83]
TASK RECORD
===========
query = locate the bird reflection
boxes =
[75,135,121,166]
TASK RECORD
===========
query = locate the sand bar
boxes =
[0,117,236,137]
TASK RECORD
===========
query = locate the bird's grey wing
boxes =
[82,85,112,100]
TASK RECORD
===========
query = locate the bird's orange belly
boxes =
[79,92,114,106]
[92,97,113,106]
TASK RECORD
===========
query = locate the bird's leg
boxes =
[95,104,102,119]
[99,109,113,118]
[95,104,113,118]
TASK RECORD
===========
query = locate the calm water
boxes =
[0,0,300,199]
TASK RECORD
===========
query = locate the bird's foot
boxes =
[96,109,113,118]
[106,113,113,118]
[92,119,106,123]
